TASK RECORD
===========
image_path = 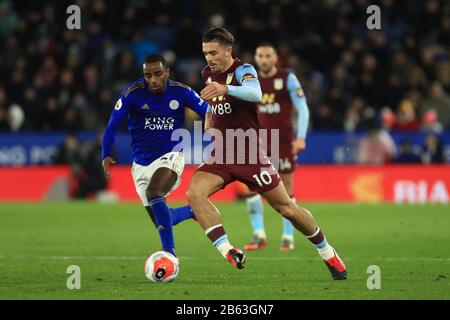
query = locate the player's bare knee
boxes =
[186,186,206,206]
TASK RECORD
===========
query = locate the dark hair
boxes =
[256,42,277,51]
[202,27,234,47]
[143,54,168,68]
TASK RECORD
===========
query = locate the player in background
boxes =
[102,54,208,258]
[186,27,347,280]
[244,43,310,252]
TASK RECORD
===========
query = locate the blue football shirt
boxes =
[102,78,208,166]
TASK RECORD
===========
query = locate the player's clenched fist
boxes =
[200,81,228,100]
[102,156,116,179]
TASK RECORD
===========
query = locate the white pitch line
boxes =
[0,255,450,261]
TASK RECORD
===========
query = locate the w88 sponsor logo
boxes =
[258,103,280,114]
[210,103,232,115]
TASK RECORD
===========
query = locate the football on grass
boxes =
[144,251,179,283]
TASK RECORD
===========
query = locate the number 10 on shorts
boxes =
[253,171,273,187]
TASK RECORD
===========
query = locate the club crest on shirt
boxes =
[296,87,305,97]
[169,99,179,110]
[226,73,234,85]
[274,78,283,90]
[114,98,122,110]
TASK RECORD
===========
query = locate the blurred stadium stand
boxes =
[1,0,450,133]
[0,0,449,201]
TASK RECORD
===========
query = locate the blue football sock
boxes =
[148,196,176,256]
[282,218,294,239]
[246,194,265,237]
[170,206,195,225]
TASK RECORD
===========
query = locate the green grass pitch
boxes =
[0,202,449,300]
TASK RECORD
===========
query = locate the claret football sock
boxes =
[170,205,195,225]
[205,224,233,258]
[246,194,266,238]
[306,227,334,260]
[148,196,176,256]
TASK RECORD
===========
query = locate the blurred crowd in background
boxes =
[0,0,449,165]
[53,133,107,198]
[1,0,448,198]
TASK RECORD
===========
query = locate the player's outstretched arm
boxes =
[200,64,262,103]
[227,79,262,103]
[288,72,310,155]
[101,95,130,179]
[227,63,262,102]
[200,81,228,101]
[226,63,262,103]
[186,88,209,119]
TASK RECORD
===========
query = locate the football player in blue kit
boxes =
[102,54,209,258]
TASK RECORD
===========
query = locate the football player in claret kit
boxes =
[102,54,208,258]
[186,27,347,280]
[244,43,310,252]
